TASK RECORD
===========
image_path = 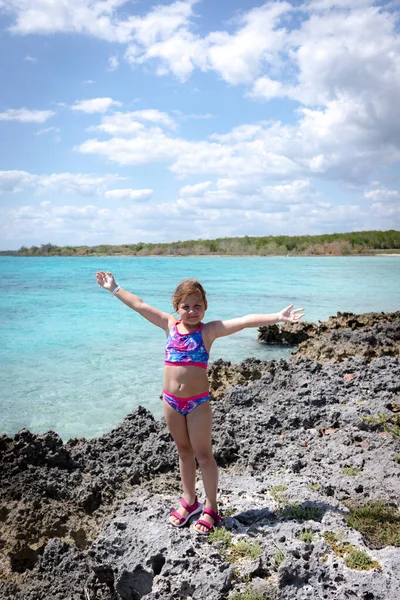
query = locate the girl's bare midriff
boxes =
[164,365,209,397]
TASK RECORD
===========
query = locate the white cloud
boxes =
[304,0,375,14]
[125,0,197,47]
[179,181,212,197]
[108,55,119,71]
[36,173,124,196]
[288,6,400,108]
[125,29,206,82]
[173,110,212,121]
[0,108,55,123]
[73,122,296,177]
[210,124,265,144]
[0,170,36,193]
[261,180,311,204]
[364,187,400,203]
[4,0,399,115]
[76,132,195,169]
[250,76,284,101]
[76,93,400,185]
[0,169,125,197]
[88,109,176,138]
[215,178,260,195]
[3,0,133,42]
[35,126,60,135]
[2,0,400,245]
[89,115,145,137]
[53,204,107,219]
[176,179,314,212]
[23,54,37,62]
[123,0,203,81]
[124,1,291,83]
[3,186,400,250]
[129,109,176,128]
[2,0,202,52]
[206,2,290,85]
[72,97,122,113]
[5,0,400,134]
[370,201,400,218]
[105,188,153,201]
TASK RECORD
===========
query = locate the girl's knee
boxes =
[196,449,216,467]
[176,443,195,460]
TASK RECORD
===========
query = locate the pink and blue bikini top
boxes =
[165,321,209,369]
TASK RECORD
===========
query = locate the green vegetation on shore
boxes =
[1,230,400,257]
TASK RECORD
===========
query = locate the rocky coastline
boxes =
[1,312,399,600]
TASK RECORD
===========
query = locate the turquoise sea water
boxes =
[1,256,399,440]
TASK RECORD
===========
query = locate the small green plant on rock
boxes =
[344,500,400,548]
[208,527,262,563]
[269,484,288,505]
[224,507,234,517]
[231,587,270,600]
[323,530,381,570]
[361,406,400,439]
[269,485,323,522]
[281,502,323,522]
[341,466,362,476]
[232,569,251,584]
[270,484,287,493]
[323,531,350,558]
[344,548,381,571]
[323,530,344,544]
[298,528,315,543]
[394,454,400,464]
[230,539,262,562]
[272,547,286,569]
[308,482,320,490]
[208,526,232,545]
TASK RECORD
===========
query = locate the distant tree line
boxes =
[1,230,399,257]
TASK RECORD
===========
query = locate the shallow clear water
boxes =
[1,256,399,440]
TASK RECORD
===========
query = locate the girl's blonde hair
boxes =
[172,279,208,311]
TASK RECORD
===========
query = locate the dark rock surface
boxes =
[208,358,269,400]
[258,311,400,363]
[1,313,399,599]
[294,320,400,363]
[258,322,318,346]
[89,476,400,600]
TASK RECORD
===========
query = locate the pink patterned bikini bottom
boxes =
[163,390,210,415]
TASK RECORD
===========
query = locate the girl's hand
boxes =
[96,271,118,292]
[278,304,305,323]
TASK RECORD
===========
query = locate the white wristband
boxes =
[112,286,120,296]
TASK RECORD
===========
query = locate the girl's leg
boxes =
[163,400,197,525]
[186,401,218,533]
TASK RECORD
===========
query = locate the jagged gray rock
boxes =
[88,474,400,600]
[258,311,400,363]
[1,313,400,599]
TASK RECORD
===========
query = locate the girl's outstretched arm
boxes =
[206,304,304,341]
[96,271,172,332]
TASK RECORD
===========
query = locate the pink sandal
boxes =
[169,496,203,528]
[194,507,223,535]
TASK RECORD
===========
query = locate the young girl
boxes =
[96,271,304,535]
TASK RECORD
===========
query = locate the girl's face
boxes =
[177,292,206,326]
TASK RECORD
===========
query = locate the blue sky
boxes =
[0,0,399,250]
